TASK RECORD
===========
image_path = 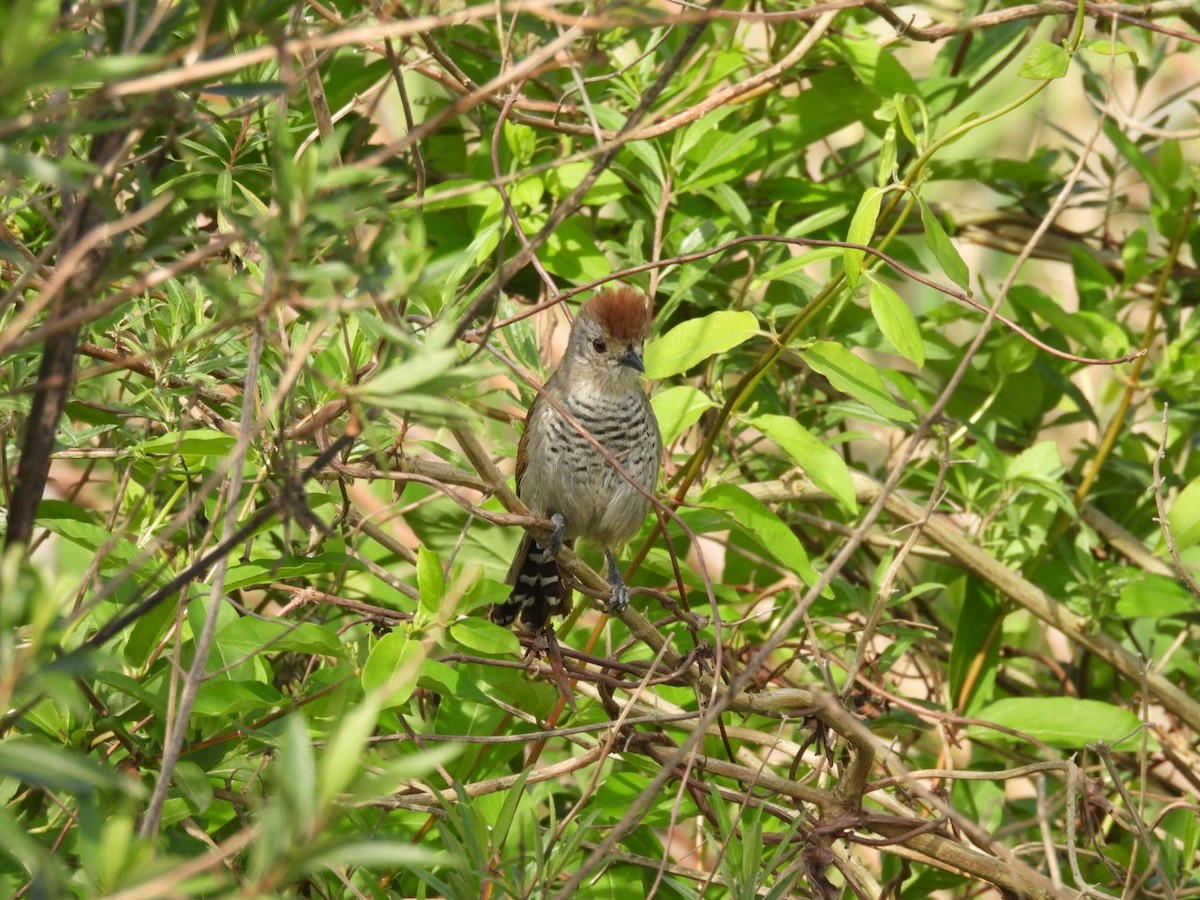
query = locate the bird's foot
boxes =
[543,512,566,557]
[604,549,630,614]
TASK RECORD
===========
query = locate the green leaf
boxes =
[503,121,536,164]
[919,203,970,290]
[644,310,758,378]
[701,484,816,584]
[317,696,385,805]
[418,657,461,695]
[844,186,885,289]
[0,739,145,797]
[752,248,843,290]
[510,175,544,210]
[359,346,458,396]
[544,163,627,204]
[948,591,1000,713]
[172,760,215,814]
[971,698,1143,749]
[748,414,857,513]
[277,714,317,828]
[681,119,773,191]
[993,333,1038,375]
[893,93,920,147]
[303,841,443,871]
[799,341,913,422]
[1116,573,1195,619]
[1081,39,1138,64]
[877,122,898,186]
[1019,42,1070,80]
[448,617,521,656]
[134,429,237,458]
[213,617,345,660]
[1007,285,1129,359]
[1167,476,1200,551]
[1102,120,1171,209]
[1006,441,1062,481]
[34,501,162,583]
[868,277,925,367]
[837,36,919,97]
[192,681,283,716]
[225,553,367,590]
[541,217,610,282]
[361,632,425,708]
[651,385,716,446]
[417,545,445,614]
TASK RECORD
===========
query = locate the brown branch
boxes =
[475,234,1145,367]
[864,0,1200,43]
[5,129,130,549]
[748,472,1200,736]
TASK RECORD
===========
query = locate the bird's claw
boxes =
[544,512,565,556]
[604,549,629,615]
[606,580,630,614]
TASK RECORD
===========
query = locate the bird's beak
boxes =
[618,346,645,373]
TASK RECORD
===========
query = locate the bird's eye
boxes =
[590,338,607,354]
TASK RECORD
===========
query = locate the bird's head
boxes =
[564,287,653,395]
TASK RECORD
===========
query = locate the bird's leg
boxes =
[604,549,630,614]
[542,512,566,556]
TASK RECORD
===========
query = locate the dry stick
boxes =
[371,711,702,747]
[1079,504,1174,578]
[298,44,339,154]
[603,7,838,144]
[383,37,426,197]
[478,232,1144,365]
[863,0,1199,43]
[843,432,952,698]
[491,82,559,297]
[395,1,590,139]
[98,2,572,99]
[140,321,266,837]
[377,745,607,810]
[750,472,1200,736]
[359,24,585,170]
[647,170,673,300]
[105,825,261,900]
[546,636,678,854]
[1096,741,1175,900]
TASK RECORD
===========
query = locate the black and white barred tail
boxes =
[491,533,574,629]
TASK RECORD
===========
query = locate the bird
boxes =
[490,286,662,630]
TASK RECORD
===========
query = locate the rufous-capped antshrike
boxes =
[490,287,661,630]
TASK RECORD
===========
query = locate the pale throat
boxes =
[575,365,640,400]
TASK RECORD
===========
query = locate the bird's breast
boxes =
[520,388,660,545]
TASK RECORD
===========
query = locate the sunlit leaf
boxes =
[799,341,913,422]
[645,310,759,378]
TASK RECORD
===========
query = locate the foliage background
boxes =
[2,1,1199,897]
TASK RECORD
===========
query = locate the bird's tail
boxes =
[491,533,573,628]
